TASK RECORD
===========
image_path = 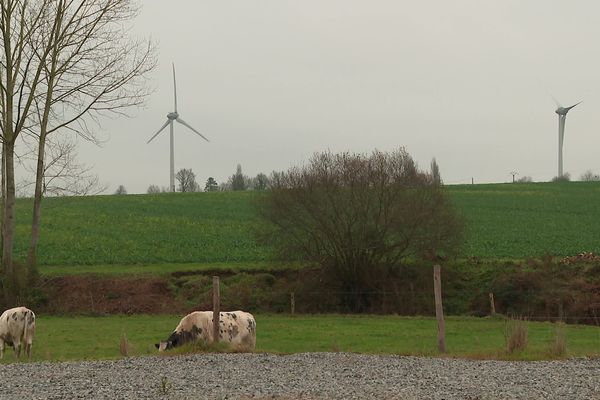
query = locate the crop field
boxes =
[15,191,271,266]
[451,181,600,258]
[10,181,600,267]
[0,314,598,363]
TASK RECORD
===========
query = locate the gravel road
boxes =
[0,353,598,399]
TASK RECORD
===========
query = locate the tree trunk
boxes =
[0,141,4,253]
[27,25,59,284]
[2,141,17,302]
[26,135,46,283]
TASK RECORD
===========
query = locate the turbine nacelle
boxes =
[555,101,582,116]
[167,111,179,120]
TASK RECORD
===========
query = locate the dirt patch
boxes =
[41,276,184,314]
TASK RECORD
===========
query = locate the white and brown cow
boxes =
[0,306,36,359]
[156,311,256,351]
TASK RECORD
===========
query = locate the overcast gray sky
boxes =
[74,1,600,194]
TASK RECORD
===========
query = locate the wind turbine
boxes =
[147,63,209,192]
[553,98,581,178]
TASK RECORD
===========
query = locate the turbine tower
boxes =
[147,63,209,192]
[554,99,581,178]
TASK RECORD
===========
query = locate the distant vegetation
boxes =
[9,181,600,266]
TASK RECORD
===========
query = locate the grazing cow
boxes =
[156,311,256,352]
[0,306,36,359]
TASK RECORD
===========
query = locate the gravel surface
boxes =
[0,353,598,399]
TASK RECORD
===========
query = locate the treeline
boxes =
[141,164,276,194]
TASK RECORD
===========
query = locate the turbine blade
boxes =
[172,63,178,113]
[565,101,582,111]
[176,117,210,142]
[147,120,171,144]
[549,93,561,108]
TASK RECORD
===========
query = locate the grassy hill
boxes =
[10,181,600,266]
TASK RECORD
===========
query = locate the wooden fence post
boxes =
[433,264,446,353]
[489,292,496,316]
[212,276,220,344]
[290,292,295,315]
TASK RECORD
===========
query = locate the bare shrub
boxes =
[504,316,528,353]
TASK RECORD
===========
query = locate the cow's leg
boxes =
[13,340,20,359]
[25,342,32,359]
[0,340,4,359]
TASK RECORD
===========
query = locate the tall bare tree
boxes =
[176,168,198,192]
[0,0,155,297]
[0,1,53,293]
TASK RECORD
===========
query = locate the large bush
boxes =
[259,148,464,311]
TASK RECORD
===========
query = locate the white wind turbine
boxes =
[553,97,581,178]
[147,63,209,192]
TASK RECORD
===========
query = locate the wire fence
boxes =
[282,290,600,326]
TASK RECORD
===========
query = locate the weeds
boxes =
[330,338,341,352]
[504,316,528,353]
[119,332,129,357]
[159,376,170,395]
[548,322,567,357]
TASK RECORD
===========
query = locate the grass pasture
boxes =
[7,181,600,268]
[2,315,598,363]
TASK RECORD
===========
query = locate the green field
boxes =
[452,181,600,258]
[9,181,600,267]
[1,315,598,363]
[16,191,270,266]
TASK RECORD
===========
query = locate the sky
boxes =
[70,1,600,194]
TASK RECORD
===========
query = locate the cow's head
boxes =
[155,330,181,352]
[154,341,173,352]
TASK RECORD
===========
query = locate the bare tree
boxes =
[580,170,600,182]
[258,149,464,311]
[516,176,533,183]
[147,185,161,194]
[0,0,155,291]
[253,173,269,190]
[176,168,198,192]
[20,135,106,197]
[114,185,127,195]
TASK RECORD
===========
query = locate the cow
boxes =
[156,311,256,352]
[0,306,36,359]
